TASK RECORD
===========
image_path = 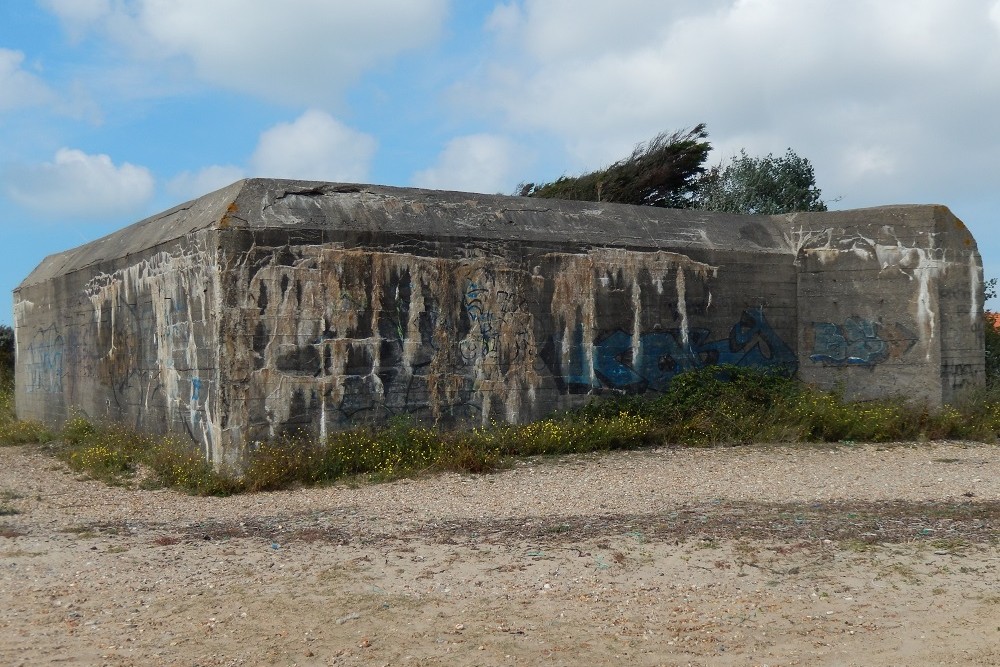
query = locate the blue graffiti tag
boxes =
[563,307,796,390]
[25,326,65,394]
[810,317,890,367]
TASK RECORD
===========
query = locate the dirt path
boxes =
[1,442,999,666]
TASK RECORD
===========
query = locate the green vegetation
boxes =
[0,325,13,390]
[519,124,826,215]
[518,125,712,208]
[0,389,51,445]
[695,148,827,214]
[56,414,238,495]
[2,364,1000,496]
[986,313,1000,385]
[985,278,1000,384]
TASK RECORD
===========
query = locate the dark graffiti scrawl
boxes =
[562,307,796,391]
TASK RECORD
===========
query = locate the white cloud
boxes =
[462,0,1000,210]
[163,111,376,201]
[512,0,720,62]
[412,134,526,194]
[42,0,449,105]
[3,148,154,218]
[37,0,111,39]
[0,49,55,112]
[249,110,377,182]
[485,3,524,37]
[166,165,246,201]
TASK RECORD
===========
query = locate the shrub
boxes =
[985,311,1000,386]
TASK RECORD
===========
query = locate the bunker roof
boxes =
[17,178,954,289]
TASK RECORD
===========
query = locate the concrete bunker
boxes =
[14,179,985,467]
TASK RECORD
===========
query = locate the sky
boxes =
[1,0,999,327]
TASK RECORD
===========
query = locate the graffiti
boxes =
[944,363,979,390]
[25,326,64,393]
[810,318,917,367]
[460,281,496,360]
[459,280,533,363]
[563,307,796,391]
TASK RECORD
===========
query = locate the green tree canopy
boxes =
[0,325,13,389]
[694,148,827,214]
[519,124,711,208]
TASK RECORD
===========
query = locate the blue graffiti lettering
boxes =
[593,330,644,388]
[810,317,891,367]
[564,307,796,390]
[563,323,598,386]
[25,326,64,393]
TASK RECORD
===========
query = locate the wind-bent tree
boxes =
[518,124,712,208]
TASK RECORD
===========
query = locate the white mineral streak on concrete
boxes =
[845,233,877,261]
[201,386,220,463]
[319,395,327,443]
[403,265,427,375]
[795,228,880,264]
[12,300,34,352]
[367,258,386,403]
[788,227,833,263]
[631,274,643,372]
[874,243,948,360]
[676,267,689,348]
[970,253,982,325]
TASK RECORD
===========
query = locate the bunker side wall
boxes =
[936,211,987,404]
[794,206,984,407]
[14,231,224,459]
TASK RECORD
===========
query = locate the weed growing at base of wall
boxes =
[54,417,237,494]
[3,364,1000,495]
[0,389,51,445]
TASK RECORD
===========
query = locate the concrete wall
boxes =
[14,180,984,465]
[794,206,984,404]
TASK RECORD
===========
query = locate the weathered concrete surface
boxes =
[14,179,984,465]
[793,206,984,402]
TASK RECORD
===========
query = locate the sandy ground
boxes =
[0,441,999,666]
